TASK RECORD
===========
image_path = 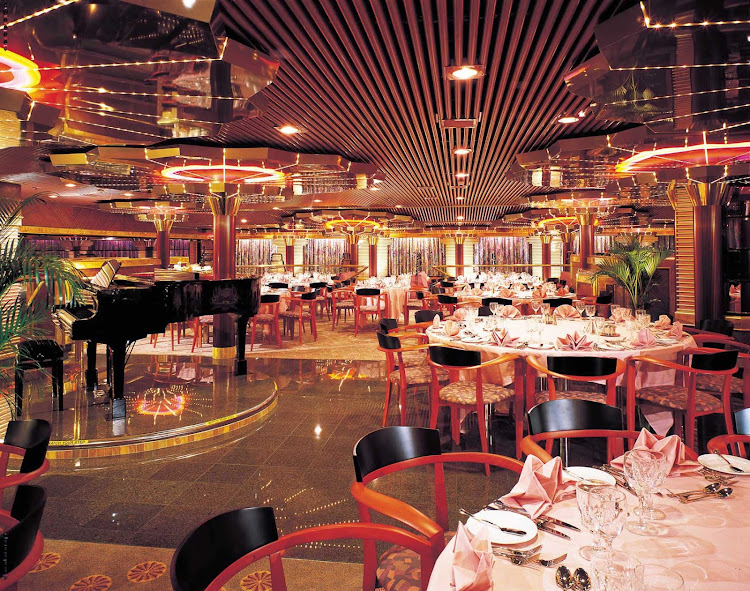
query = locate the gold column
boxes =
[346,233,359,267]
[575,212,597,271]
[282,235,295,272]
[539,233,553,280]
[559,231,573,274]
[366,235,378,278]
[153,216,174,269]
[454,235,466,277]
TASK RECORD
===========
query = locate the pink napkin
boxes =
[653,315,671,330]
[497,305,521,318]
[555,331,594,351]
[555,287,569,296]
[611,428,700,476]
[611,307,631,323]
[491,328,518,347]
[532,287,545,298]
[513,283,527,292]
[667,321,683,339]
[444,320,460,336]
[553,304,581,319]
[498,288,514,298]
[500,456,577,518]
[730,284,741,298]
[453,308,467,321]
[471,287,483,296]
[631,328,656,348]
[449,522,494,591]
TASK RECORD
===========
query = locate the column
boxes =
[153,216,173,269]
[559,231,572,272]
[367,235,378,278]
[685,179,732,324]
[454,236,466,276]
[207,191,240,360]
[576,212,597,270]
[540,233,552,280]
[189,240,199,264]
[347,234,359,267]
[283,236,295,271]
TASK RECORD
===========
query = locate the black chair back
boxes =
[437,294,458,305]
[527,400,623,435]
[291,286,307,292]
[547,356,618,378]
[260,294,280,304]
[356,288,381,296]
[546,277,559,284]
[477,306,491,317]
[558,279,567,287]
[595,294,613,304]
[353,426,441,482]
[299,291,317,301]
[428,345,481,368]
[735,408,750,436]
[5,420,50,474]
[546,298,573,307]
[268,282,288,289]
[440,281,454,288]
[379,318,398,334]
[309,282,328,289]
[171,506,278,591]
[482,297,512,306]
[415,310,443,323]
[690,350,738,371]
[2,485,46,579]
[376,331,401,350]
[699,318,734,336]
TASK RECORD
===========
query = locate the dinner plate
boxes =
[461,336,488,343]
[599,342,625,350]
[565,466,616,485]
[698,454,750,476]
[527,343,554,350]
[464,509,537,545]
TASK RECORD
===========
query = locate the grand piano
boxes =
[56,275,260,417]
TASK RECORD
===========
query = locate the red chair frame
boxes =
[689,333,750,408]
[0,444,49,493]
[250,297,282,351]
[707,434,750,458]
[378,337,431,426]
[331,287,355,329]
[354,290,388,336]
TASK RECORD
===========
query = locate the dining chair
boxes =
[267,282,288,289]
[309,281,330,318]
[403,289,430,324]
[377,332,446,426]
[414,310,443,324]
[699,318,734,337]
[626,348,739,449]
[250,293,282,351]
[439,280,455,294]
[436,294,458,316]
[481,297,512,307]
[331,286,355,329]
[707,409,750,457]
[477,305,491,317]
[526,355,626,408]
[0,420,51,492]
[0,485,47,591]
[691,333,750,409]
[354,288,388,336]
[14,339,64,413]
[545,297,573,308]
[378,318,399,334]
[172,505,433,591]
[279,291,317,344]
[736,407,750,435]
[350,426,523,588]
[427,346,524,466]
[583,293,613,318]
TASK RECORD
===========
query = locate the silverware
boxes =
[711,449,747,473]
[458,509,527,536]
[556,566,574,589]
[666,481,735,499]
[491,544,541,557]
[536,521,571,539]
[574,567,591,591]
[490,501,581,532]
[497,552,567,568]
[597,465,637,496]
[700,468,737,483]
[678,487,733,503]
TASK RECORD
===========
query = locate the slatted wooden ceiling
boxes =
[212,0,634,225]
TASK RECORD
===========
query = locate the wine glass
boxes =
[541,302,551,316]
[531,298,542,318]
[623,449,666,535]
[574,299,586,316]
[590,551,643,591]
[633,450,668,520]
[576,481,608,560]
[641,564,684,590]
[636,308,649,328]
[585,304,596,318]
[589,487,627,558]
[490,301,500,317]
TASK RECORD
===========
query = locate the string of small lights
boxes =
[6,0,79,28]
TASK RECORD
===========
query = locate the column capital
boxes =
[365,234,379,246]
[152,216,174,232]
[574,211,597,225]
[207,193,241,216]
[558,231,573,243]
[454,235,467,245]
[538,233,553,245]
[685,180,732,208]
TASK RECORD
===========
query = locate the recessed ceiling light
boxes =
[446,65,485,80]
[456,215,464,221]
[272,207,280,210]
[47,193,58,199]
[313,199,322,203]
[453,147,472,156]
[455,172,469,179]
[64,182,76,188]
[370,186,380,191]
[240,218,248,223]
[395,204,403,208]
[557,115,579,124]
[578,110,587,118]
[456,196,465,201]
[373,178,383,184]
[123,192,134,197]
[275,125,302,135]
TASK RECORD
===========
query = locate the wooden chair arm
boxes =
[472,353,521,371]
[0,461,50,491]
[526,355,626,382]
[707,434,750,457]
[520,435,553,462]
[438,452,524,472]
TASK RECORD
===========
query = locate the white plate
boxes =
[565,466,617,485]
[464,509,537,545]
[461,336,488,343]
[698,453,750,476]
[527,343,554,350]
[599,342,625,351]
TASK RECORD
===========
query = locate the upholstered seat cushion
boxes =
[439,380,513,405]
[359,305,382,313]
[388,365,447,385]
[400,350,424,367]
[535,389,607,405]
[335,301,355,308]
[405,300,425,308]
[254,313,277,323]
[696,374,744,396]
[280,309,312,319]
[637,386,723,413]
[377,532,454,591]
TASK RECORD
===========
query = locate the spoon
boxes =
[712,449,746,473]
[573,567,591,591]
[667,482,724,498]
[555,565,574,589]
[679,487,733,503]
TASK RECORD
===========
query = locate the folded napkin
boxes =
[498,288,514,298]
[611,428,700,476]
[449,522,494,591]
[471,287,483,296]
[532,287,545,298]
[653,314,672,330]
[553,304,581,319]
[497,305,521,318]
[555,286,570,296]
[513,283,527,292]
[491,328,518,347]
[500,456,577,518]
[611,307,632,323]
[631,328,657,348]
[730,284,741,298]
[555,331,594,351]
[453,308,467,321]
[444,320,460,336]
[667,321,683,339]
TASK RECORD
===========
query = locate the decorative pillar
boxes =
[454,235,466,276]
[153,216,174,269]
[207,190,241,359]
[685,179,732,324]
[367,235,378,278]
[559,231,573,270]
[539,233,552,280]
[347,233,359,267]
[283,236,295,271]
[188,240,199,264]
[575,212,597,270]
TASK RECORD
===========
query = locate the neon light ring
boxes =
[616,141,750,173]
[160,164,285,184]
[0,50,41,90]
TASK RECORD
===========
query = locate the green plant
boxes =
[591,235,672,311]
[0,197,85,414]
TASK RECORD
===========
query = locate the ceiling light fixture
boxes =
[453,147,472,155]
[456,215,465,221]
[123,192,134,197]
[446,65,485,81]
[161,164,284,184]
[64,182,77,188]
[47,193,58,199]
[0,50,41,90]
[455,172,469,178]
[313,199,322,203]
[557,115,579,124]
[275,125,303,135]
[240,218,248,223]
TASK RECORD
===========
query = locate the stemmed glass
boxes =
[541,302,551,317]
[623,449,666,535]
[531,298,542,320]
[633,451,668,520]
[585,304,596,318]
[574,299,586,317]
[636,308,649,328]
[576,481,608,560]
[489,301,500,317]
[590,551,643,591]
[589,487,627,558]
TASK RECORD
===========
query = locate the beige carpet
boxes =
[31,538,364,591]
[130,315,384,361]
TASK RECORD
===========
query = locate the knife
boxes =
[487,502,580,532]
[459,510,527,536]
[536,521,571,540]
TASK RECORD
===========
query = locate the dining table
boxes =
[456,290,573,315]
[426,466,749,590]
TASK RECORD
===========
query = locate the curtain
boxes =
[387,237,445,275]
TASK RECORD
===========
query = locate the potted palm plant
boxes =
[1,196,84,418]
[591,235,672,312]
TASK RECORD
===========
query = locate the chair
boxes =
[691,334,750,409]
[626,348,739,448]
[546,277,559,285]
[0,485,47,591]
[171,505,433,591]
[379,318,399,334]
[354,288,388,336]
[331,286,355,328]
[14,339,64,413]
[707,409,750,457]
[481,297,512,307]
[477,305,491,317]
[439,280,455,294]
[0,420,51,492]
[736,407,750,435]
[250,294,282,351]
[427,346,524,466]
[403,290,430,324]
[190,316,213,352]
[436,294,458,316]
[267,282,288,289]
[350,426,523,589]
[414,310,442,324]
[279,291,317,344]
[309,281,330,318]
[526,355,626,407]
[545,297,573,308]
[699,318,734,336]
[377,332,446,426]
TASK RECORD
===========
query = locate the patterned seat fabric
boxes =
[388,365,447,385]
[359,305,382,313]
[377,532,454,591]
[535,389,607,405]
[439,380,512,404]
[336,301,355,308]
[280,309,312,318]
[400,350,425,367]
[254,313,277,323]
[637,385,724,413]
[696,374,744,395]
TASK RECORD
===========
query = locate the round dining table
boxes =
[456,291,573,315]
[427,469,749,590]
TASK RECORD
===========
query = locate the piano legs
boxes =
[235,315,249,375]
[106,343,128,418]
[85,341,99,389]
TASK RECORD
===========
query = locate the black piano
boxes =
[56,276,260,416]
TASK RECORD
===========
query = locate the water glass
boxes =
[574,299,586,315]
[641,564,684,590]
[541,302,551,316]
[623,449,666,536]
[590,551,643,591]
[589,487,626,557]
[585,304,596,317]
[636,308,649,327]
[576,481,608,560]
[490,302,500,317]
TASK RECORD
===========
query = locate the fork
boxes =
[495,552,568,568]
[712,449,747,473]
